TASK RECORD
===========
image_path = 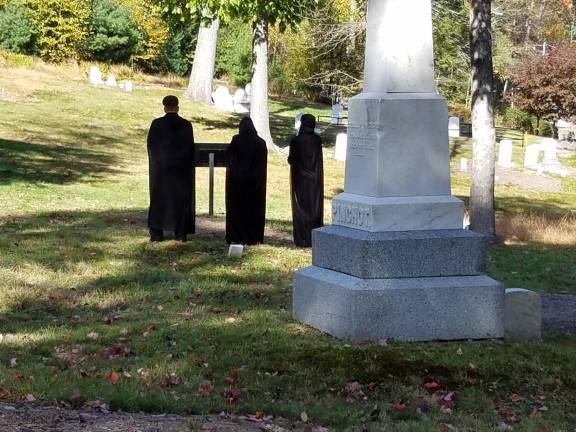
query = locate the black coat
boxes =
[288,115,324,247]
[147,112,195,235]
[225,118,268,245]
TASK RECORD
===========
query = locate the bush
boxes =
[24,0,90,62]
[501,106,533,131]
[0,48,35,67]
[0,1,36,54]
[155,25,195,75]
[87,0,142,63]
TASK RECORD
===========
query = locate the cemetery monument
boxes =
[293,0,505,341]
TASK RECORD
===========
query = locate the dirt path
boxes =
[495,167,563,193]
[0,403,301,432]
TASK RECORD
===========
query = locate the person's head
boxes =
[299,114,316,135]
[239,117,257,135]
[162,95,179,113]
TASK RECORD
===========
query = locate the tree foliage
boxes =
[88,0,143,63]
[0,1,36,54]
[510,44,576,122]
[24,0,90,62]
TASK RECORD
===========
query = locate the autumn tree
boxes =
[509,44,576,128]
[469,0,496,238]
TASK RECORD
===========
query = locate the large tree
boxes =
[469,0,496,238]
[156,1,220,103]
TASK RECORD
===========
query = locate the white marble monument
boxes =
[331,103,344,125]
[89,66,103,85]
[497,139,515,168]
[105,75,117,87]
[212,86,234,112]
[233,89,250,113]
[540,138,568,176]
[293,0,504,342]
[524,143,541,169]
[448,116,460,137]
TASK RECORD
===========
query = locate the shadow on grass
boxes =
[0,138,122,185]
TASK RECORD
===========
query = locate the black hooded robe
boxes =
[147,113,195,236]
[288,114,324,247]
[225,118,268,245]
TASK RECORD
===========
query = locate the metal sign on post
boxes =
[195,143,228,216]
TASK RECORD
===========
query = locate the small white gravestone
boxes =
[540,138,568,177]
[124,80,133,93]
[294,112,304,131]
[244,82,252,97]
[89,66,103,85]
[212,86,234,112]
[448,116,460,137]
[497,139,515,168]
[334,133,348,161]
[504,288,542,341]
[228,244,244,258]
[523,144,541,170]
[105,75,117,87]
[459,157,468,172]
[233,89,250,114]
[331,103,344,125]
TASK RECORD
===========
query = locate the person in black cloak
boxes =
[225,117,268,245]
[147,95,195,242]
[288,114,324,247]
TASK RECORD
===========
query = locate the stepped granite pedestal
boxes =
[292,0,505,342]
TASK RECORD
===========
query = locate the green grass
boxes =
[0,61,576,431]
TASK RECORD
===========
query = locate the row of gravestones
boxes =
[458,138,568,177]
[89,66,133,92]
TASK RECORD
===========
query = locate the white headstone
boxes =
[331,103,344,125]
[124,80,133,93]
[497,139,515,168]
[89,66,103,85]
[459,157,468,172]
[448,117,460,137]
[244,83,252,97]
[524,144,541,169]
[228,244,244,258]
[295,112,304,131]
[233,89,250,113]
[540,138,567,176]
[105,75,117,87]
[335,133,348,161]
[504,288,542,341]
[212,86,234,112]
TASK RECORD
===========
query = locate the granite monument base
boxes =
[293,266,505,341]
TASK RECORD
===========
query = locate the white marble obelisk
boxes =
[293,0,504,342]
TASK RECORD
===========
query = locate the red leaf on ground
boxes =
[107,371,120,384]
[424,381,440,390]
[0,388,6,397]
[197,380,213,397]
[103,344,129,359]
[225,368,240,384]
[15,373,26,382]
[229,387,241,398]
[511,393,523,403]
[392,402,407,410]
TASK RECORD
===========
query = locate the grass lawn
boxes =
[1,59,576,431]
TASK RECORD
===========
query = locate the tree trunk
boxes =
[251,18,274,149]
[185,17,220,103]
[469,0,496,238]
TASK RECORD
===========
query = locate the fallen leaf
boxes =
[162,372,182,387]
[87,332,99,340]
[511,393,523,403]
[301,411,309,422]
[24,394,36,402]
[225,317,237,324]
[9,358,17,368]
[70,389,82,401]
[197,380,213,397]
[424,381,440,390]
[392,401,407,410]
[107,371,120,384]
[529,408,541,419]
[103,344,129,359]
[0,388,6,397]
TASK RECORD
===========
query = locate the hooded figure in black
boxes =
[225,117,268,245]
[147,95,195,242]
[288,114,324,247]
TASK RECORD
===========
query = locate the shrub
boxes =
[501,106,533,131]
[0,1,36,54]
[24,0,90,62]
[0,48,35,67]
[87,0,142,63]
[215,21,253,86]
